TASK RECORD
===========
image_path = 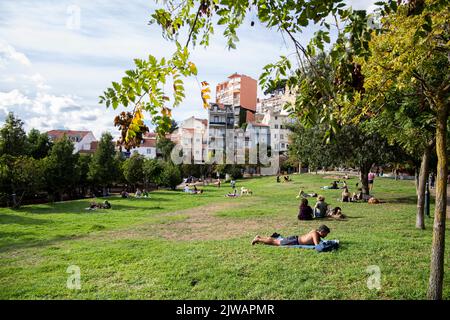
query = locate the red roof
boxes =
[194,118,208,126]
[141,138,156,148]
[47,130,91,140]
[144,132,157,138]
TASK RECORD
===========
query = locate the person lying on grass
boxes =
[251,225,330,246]
[86,200,111,210]
[296,189,317,199]
[225,188,239,197]
[321,180,339,190]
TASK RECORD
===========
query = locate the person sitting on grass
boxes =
[352,188,363,201]
[327,206,346,220]
[142,189,149,198]
[135,188,142,198]
[251,225,331,246]
[313,195,328,218]
[184,184,191,193]
[341,186,351,202]
[298,198,313,220]
[120,190,129,198]
[191,185,204,194]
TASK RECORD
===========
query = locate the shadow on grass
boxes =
[381,195,431,205]
[0,213,50,225]
[0,233,86,254]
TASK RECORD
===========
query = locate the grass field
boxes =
[0,174,449,299]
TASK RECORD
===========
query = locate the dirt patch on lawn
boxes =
[93,198,282,242]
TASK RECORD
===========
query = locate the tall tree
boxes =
[27,129,52,159]
[157,136,175,161]
[44,135,79,201]
[88,132,120,195]
[0,112,28,157]
[122,153,145,188]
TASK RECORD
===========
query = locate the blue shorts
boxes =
[280,236,299,246]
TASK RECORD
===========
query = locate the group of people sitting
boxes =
[121,188,149,198]
[298,196,346,220]
[277,175,292,183]
[86,200,111,210]
[184,184,204,194]
[321,180,348,190]
[340,186,372,202]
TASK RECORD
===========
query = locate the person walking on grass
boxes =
[368,171,376,192]
[251,225,331,246]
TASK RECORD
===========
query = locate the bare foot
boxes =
[251,235,260,245]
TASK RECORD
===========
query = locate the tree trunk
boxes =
[427,104,448,300]
[415,167,419,194]
[416,140,435,229]
[360,163,371,195]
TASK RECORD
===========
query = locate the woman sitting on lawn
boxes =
[327,206,346,220]
[341,187,351,202]
[313,195,328,218]
[298,198,313,220]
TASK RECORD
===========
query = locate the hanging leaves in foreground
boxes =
[113,110,149,151]
[201,81,211,109]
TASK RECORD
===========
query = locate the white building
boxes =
[131,132,157,159]
[257,88,294,154]
[47,130,97,154]
[170,116,208,164]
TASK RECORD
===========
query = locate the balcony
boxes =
[209,121,226,126]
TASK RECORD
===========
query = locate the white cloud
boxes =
[0,41,31,67]
[1,0,377,139]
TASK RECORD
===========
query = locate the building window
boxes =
[146,149,152,155]
[274,134,277,139]
[274,124,279,129]
[275,116,278,120]
[280,134,284,140]
[281,143,285,148]
[214,116,219,122]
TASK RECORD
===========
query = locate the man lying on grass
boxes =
[251,225,330,246]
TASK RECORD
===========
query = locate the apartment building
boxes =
[170,116,208,164]
[216,73,257,111]
[258,88,294,154]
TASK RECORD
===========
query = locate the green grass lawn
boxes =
[0,174,448,299]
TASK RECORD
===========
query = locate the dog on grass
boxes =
[240,187,253,196]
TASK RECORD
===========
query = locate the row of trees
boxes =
[0,113,184,208]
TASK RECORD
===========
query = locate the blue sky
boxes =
[0,0,376,139]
